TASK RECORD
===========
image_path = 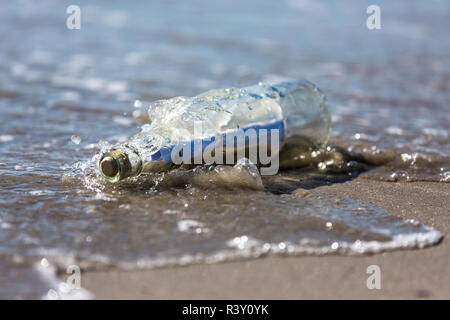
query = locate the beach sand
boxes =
[80,179,449,299]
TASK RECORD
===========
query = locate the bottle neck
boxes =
[99,145,142,182]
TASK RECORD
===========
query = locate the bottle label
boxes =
[151,118,286,168]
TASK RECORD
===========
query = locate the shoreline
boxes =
[80,179,450,299]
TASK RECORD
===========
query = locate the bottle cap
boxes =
[98,149,132,182]
[100,156,119,177]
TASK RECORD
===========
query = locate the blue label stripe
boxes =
[151,118,286,164]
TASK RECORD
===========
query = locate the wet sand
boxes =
[80,178,450,299]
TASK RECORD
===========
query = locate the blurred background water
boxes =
[0,0,448,298]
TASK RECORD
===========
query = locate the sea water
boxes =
[0,0,448,298]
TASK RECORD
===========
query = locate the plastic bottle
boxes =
[99,79,331,182]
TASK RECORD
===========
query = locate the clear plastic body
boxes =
[99,80,331,182]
